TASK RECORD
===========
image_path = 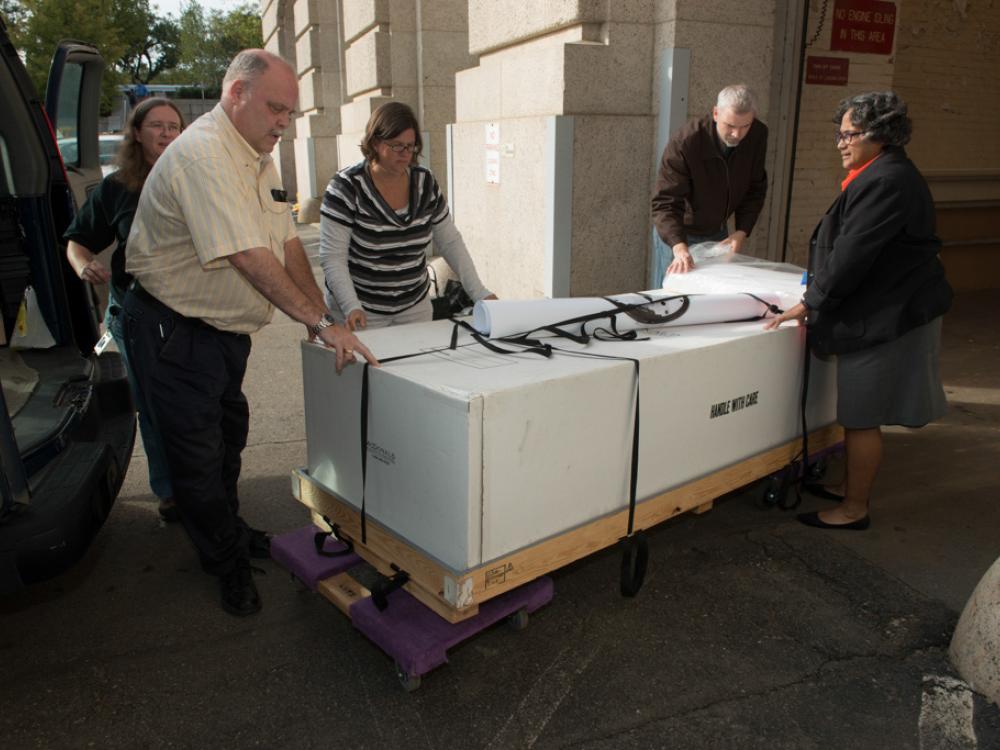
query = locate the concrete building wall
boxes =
[261,0,474,218]
[893,0,1000,290]
[261,0,300,201]
[785,2,897,268]
[893,0,1000,172]
[261,0,999,295]
[335,0,473,192]
[454,15,655,299]
[284,0,343,222]
[454,1,786,299]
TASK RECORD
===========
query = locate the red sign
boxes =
[805,56,850,86]
[830,0,896,54]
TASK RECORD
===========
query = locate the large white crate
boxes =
[302,318,837,573]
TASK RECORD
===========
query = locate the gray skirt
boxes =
[835,317,947,429]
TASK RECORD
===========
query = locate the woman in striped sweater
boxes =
[319,102,494,330]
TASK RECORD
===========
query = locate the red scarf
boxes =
[840,153,882,191]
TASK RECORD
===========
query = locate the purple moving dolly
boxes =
[271,525,555,686]
[270,525,362,590]
[350,575,554,680]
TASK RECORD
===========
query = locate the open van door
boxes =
[0,22,135,594]
[45,40,104,213]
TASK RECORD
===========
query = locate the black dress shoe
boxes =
[803,483,845,502]
[158,498,180,522]
[797,511,870,531]
[247,527,271,559]
[220,558,261,616]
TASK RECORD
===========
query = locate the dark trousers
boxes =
[122,285,253,575]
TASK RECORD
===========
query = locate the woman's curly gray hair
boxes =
[834,91,912,147]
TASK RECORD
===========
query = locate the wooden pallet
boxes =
[291,423,844,624]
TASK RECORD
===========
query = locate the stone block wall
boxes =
[453,14,657,298]
[259,0,998,295]
[454,1,787,299]
[261,0,300,202]
[893,0,1000,172]
[335,0,473,187]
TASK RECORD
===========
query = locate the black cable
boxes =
[806,0,830,48]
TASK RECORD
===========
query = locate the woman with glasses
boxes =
[319,101,494,330]
[765,91,952,530]
[65,97,185,521]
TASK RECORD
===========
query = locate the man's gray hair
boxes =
[222,50,273,88]
[716,84,757,115]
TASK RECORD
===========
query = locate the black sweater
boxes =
[804,147,952,355]
[63,174,137,295]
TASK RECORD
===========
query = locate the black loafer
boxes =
[803,483,845,502]
[220,558,261,616]
[248,527,271,559]
[158,499,180,522]
[797,511,870,531]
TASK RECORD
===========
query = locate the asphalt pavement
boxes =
[2,225,998,749]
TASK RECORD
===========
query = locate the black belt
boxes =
[128,280,245,338]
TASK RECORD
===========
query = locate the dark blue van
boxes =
[0,20,135,593]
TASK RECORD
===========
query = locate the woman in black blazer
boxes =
[766,91,952,530]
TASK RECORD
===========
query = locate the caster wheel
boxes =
[758,475,785,509]
[806,458,827,482]
[395,663,421,692]
[507,608,529,631]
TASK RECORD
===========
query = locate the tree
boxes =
[171,1,262,91]
[6,0,184,113]
[9,0,131,114]
[120,15,181,84]
[0,1,29,34]
[6,0,262,110]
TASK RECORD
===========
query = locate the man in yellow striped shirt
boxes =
[123,49,377,616]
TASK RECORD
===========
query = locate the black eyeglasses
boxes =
[385,142,417,154]
[835,130,867,144]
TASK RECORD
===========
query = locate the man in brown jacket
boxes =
[651,84,768,282]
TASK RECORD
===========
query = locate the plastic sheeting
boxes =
[471,291,782,339]
[662,243,807,310]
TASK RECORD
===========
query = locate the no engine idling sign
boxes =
[830,0,897,55]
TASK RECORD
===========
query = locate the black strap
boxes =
[537,344,645,594]
[450,318,555,357]
[360,364,370,544]
[626,360,641,536]
[619,532,649,597]
[551,293,692,338]
[770,326,812,511]
[609,293,692,328]
[743,292,785,317]
[779,328,813,511]
[371,564,410,612]
[313,515,355,558]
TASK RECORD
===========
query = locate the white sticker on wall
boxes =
[485,149,500,184]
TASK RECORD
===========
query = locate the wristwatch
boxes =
[309,312,337,336]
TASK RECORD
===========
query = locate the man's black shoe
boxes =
[248,527,271,559]
[220,558,261,616]
[157,498,180,522]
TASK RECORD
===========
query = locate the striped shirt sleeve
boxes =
[426,171,450,224]
[320,172,359,228]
